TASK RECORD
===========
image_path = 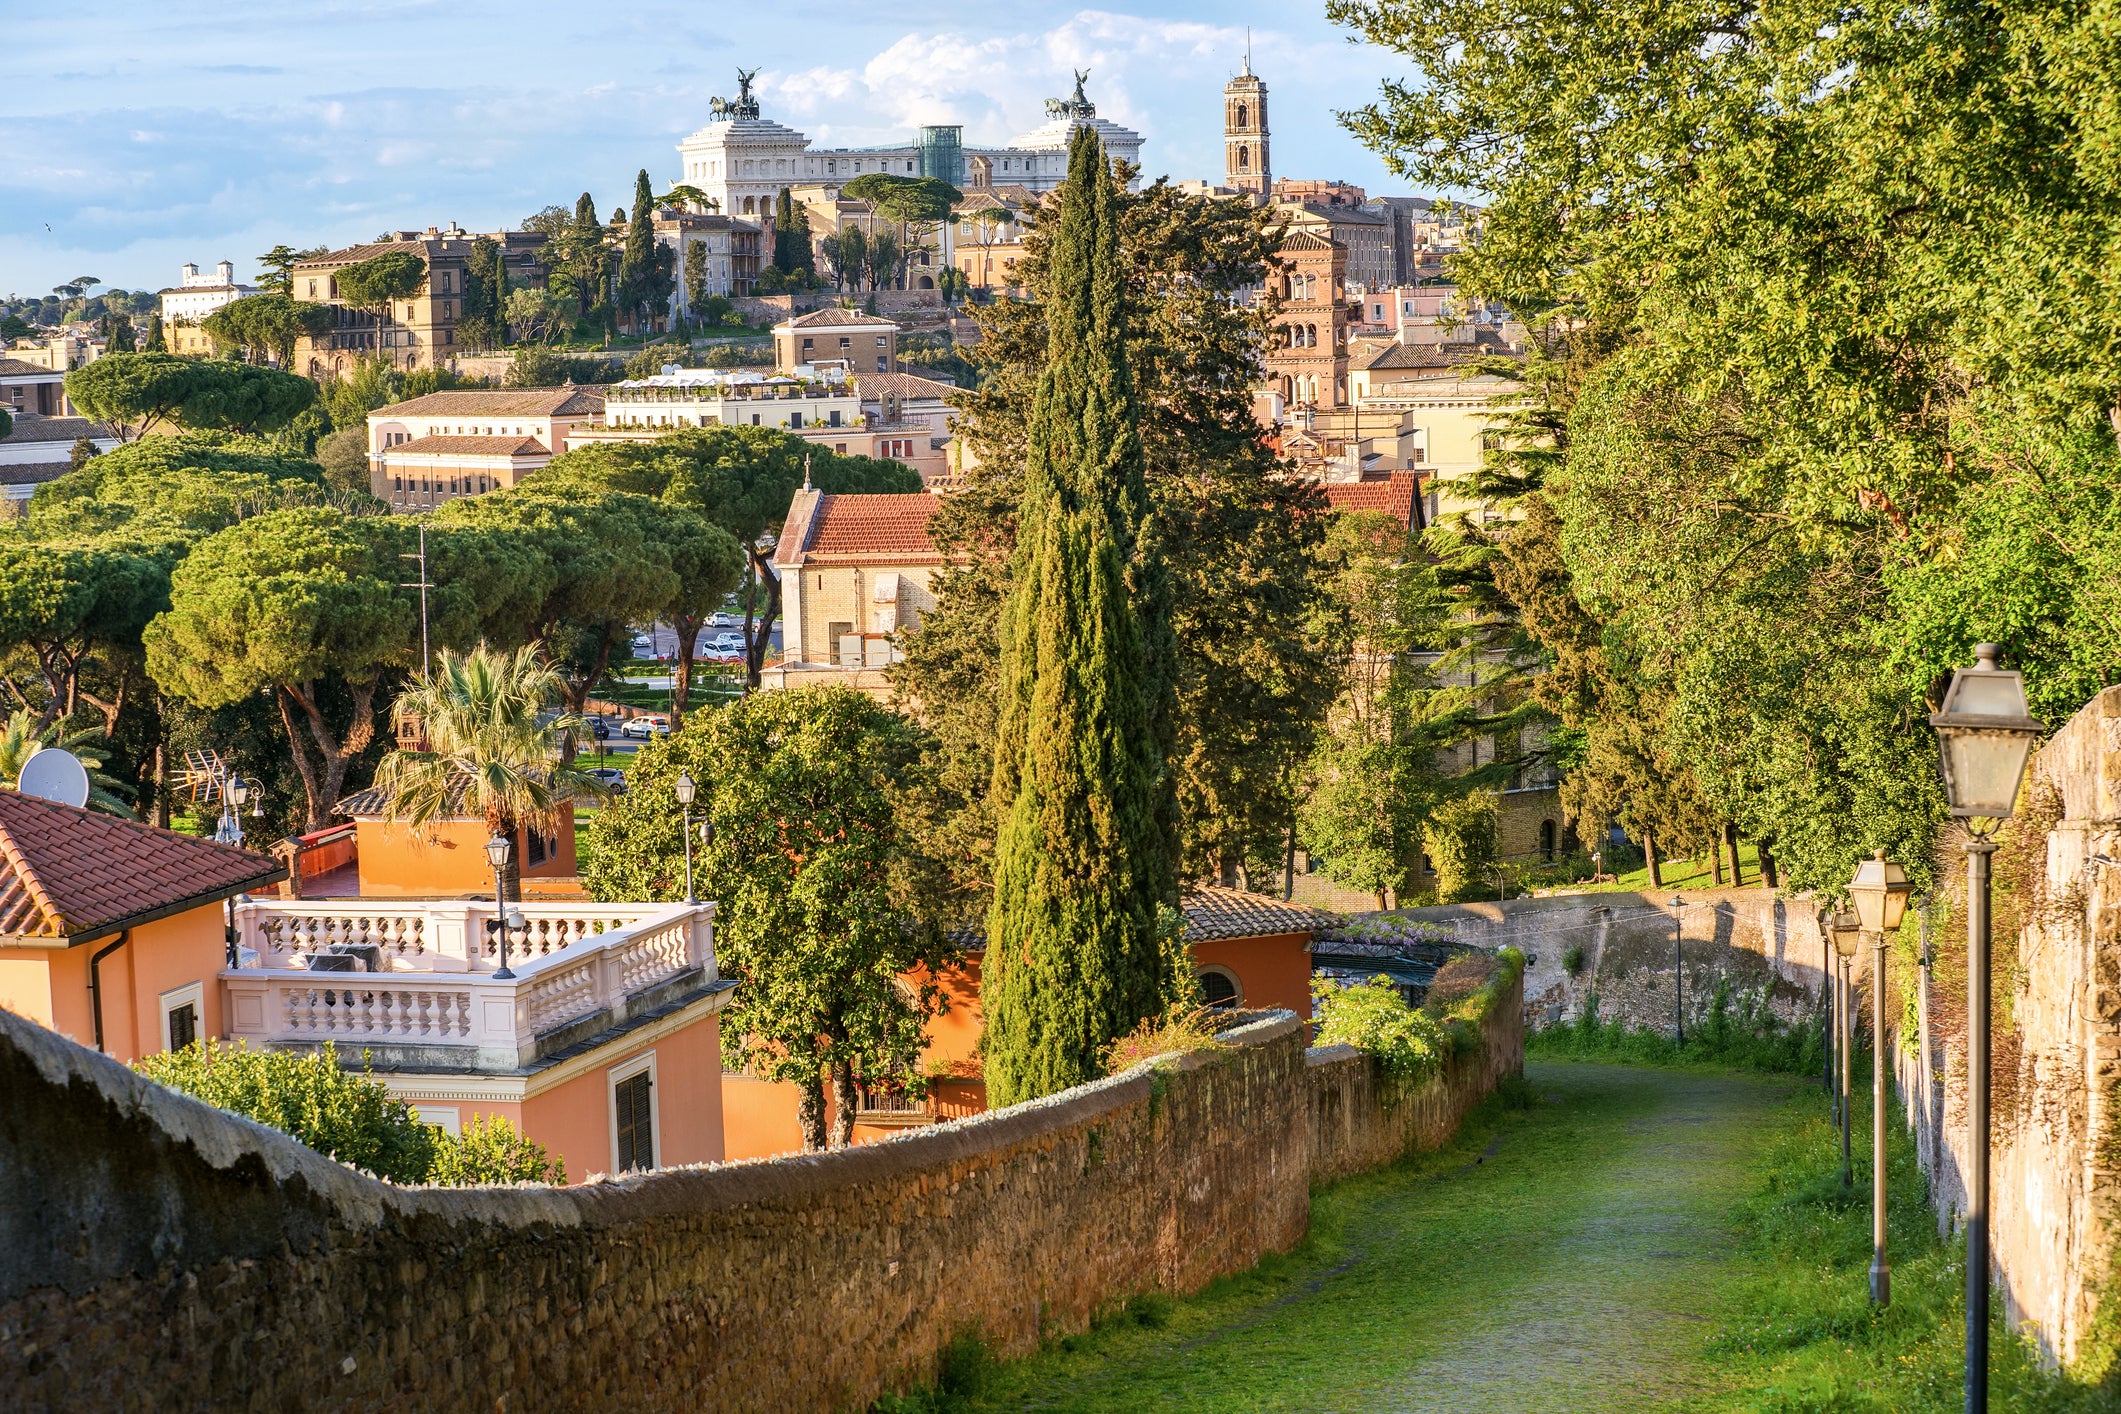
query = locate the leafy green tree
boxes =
[652,511,745,724]
[584,685,952,1150]
[27,432,337,537]
[0,538,172,732]
[980,126,1178,1108]
[313,425,370,494]
[332,251,427,362]
[842,174,960,289]
[455,235,505,351]
[64,353,316,440]
[371,643,607,899]
[143,507,413,827]
[255,245,302,297]
[201,294,336,367]
[819,225,868,292]
[531,426,917,687]
[616,169,674,338]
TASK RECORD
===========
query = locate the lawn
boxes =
[877,1059,2116,1413]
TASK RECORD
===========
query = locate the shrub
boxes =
[1103,1008,1230,1075]
[135,1039,437,1183]
[1423,951,1499,1016]
[427,1113,566,1186]
[1311,975,1447,1085]
[1562,943,1587,976]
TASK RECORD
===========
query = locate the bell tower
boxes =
[1224,47,1270,197]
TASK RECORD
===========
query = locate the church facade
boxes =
[675,70,1145,219]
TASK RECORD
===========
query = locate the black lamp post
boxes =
[484,833,518,980]
[1826,909,1862,1187]
[676,771,698,904]
[1669,894,1686,1043]
[1930,644,2043,1414]
[1850,848,1913,1306]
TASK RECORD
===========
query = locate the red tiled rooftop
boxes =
[804,493,942,559]
[386,435,551,458]
[1321,471,1423,529]
[0,789,284,943]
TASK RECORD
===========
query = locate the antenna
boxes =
[399,522,432,670]
[19,749,90,809]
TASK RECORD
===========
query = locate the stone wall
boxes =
[1897,685,2121,1373]
[1382,890,1838,1038]
[1308,976,1526,1183]
[0,980,1521,1412]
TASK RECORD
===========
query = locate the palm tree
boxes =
[370,644,609,901]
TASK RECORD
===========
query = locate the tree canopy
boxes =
[64,353,317,439]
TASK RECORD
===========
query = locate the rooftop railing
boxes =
[222,899,718,1069]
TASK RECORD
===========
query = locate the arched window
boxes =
[1198,966,1242,1009]
[1237,147,1249,171]
[1236,103,1248,128]
[1540,819,1557,862]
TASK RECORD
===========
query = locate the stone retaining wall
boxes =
[1382,890,1837,1037]
[0,980,1521,1412]
[1897,685,2121,1374]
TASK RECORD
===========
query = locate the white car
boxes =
[620,715,670,739]
[709,632,745,657]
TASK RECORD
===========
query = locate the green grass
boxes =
[1528,982,1826,1076]
[873,1061,2116,1412]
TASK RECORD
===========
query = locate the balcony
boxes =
[222,898,722,1072]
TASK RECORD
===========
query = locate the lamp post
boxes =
[484,833,517,979]
[216,774,261,847]
[1850,849,1914,1306]
[675,771,698,904]
[1670,895,1686,1043]
[1930,644,2043,1414]
[1827,909,1862,1187]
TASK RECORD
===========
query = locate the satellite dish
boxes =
[19,749,90,809]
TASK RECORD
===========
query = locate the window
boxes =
[525,826,549,866]
[1197,967,1242,1009]
[877,357,888,372]
[789,412,803,428]
[1540,819,1558,862]
[611,1056,656,1172]
[875,336,887,348]
[835,442,847,453]
[827,621,854,664]
[160,981,204,1053]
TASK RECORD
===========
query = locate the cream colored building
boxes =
[764,488,943,698]
[367,387,604,510]
[659,211,766,309]
[597,366,862,434]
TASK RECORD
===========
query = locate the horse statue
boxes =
[1044,97,1066,119]
[709,96,728,120]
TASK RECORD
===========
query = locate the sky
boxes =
[0,2,1431,301]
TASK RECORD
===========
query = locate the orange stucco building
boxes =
[719,888,1335,1161]
[327,785,578,897]
[0,790,284,1064]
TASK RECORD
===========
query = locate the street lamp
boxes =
[1850,849,1913,1307]
[1930,644,2043,1414]
[1827,909,1863,1188]
[1670,895,1686,1043]
[484,833,517,979]
[675,771,698,904]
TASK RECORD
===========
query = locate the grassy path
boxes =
[951,1062,1799,1413]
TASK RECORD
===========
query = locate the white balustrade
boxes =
[223,900,717,1067]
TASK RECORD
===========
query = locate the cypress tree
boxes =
[145,312,165,352]
[493,245,510,338]
[620,169,657,335]
[980,125,1178,1108]
[773,187,812,275]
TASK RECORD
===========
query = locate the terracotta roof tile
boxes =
[1181,887,1339,942]
[374,389,604,418]
[803,493,941,559]
[387,435,551,458]
[1321,472,1423,529]
[782,308,898,330]
[0,790,283,942]
[0,358,62,378]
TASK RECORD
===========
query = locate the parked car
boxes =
[709,631,745,657]
[584,767,627,794]
[620,715,670,739]
[591,717,611,741]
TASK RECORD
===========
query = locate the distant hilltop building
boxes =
[158,260,257,324]
[676,67,1145,218]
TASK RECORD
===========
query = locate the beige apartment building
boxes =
[764,488,943,697]
[292,224,548,376]
[660,210,766,310]
[367,388,604,510]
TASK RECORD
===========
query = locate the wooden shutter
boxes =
[615,1072,654,1172]
[167,1002,198,1052]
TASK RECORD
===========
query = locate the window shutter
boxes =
[615,1072,654,1172]
[167,1002,198,1052]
